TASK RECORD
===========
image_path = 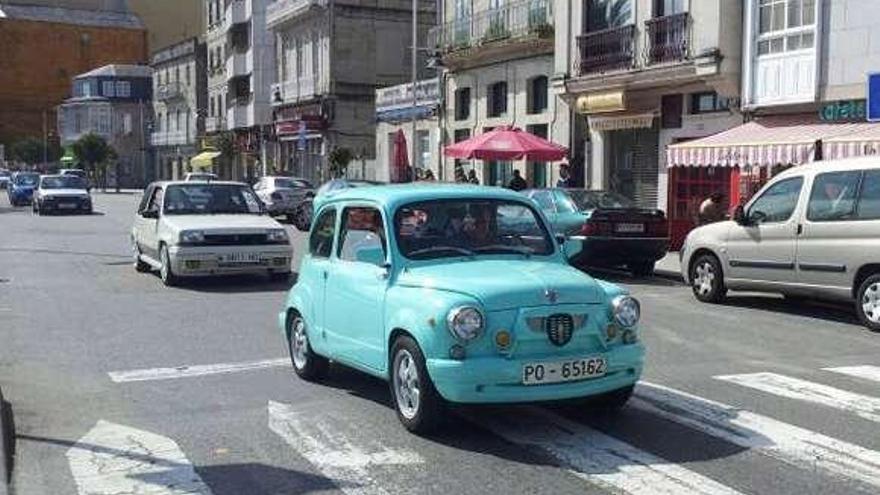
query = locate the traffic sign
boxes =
[297,121,307,151]
[868,72,880,122]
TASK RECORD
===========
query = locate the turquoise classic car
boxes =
[279,184,645,433]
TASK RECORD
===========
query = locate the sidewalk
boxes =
[0,386,12,495]
[655,252,683,282]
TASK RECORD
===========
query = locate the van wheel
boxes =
[287,315,328,380]
[690,254,726,303]
[390,336,444,434]
[856,274,880,332]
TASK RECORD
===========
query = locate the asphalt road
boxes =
[2,192,880,495]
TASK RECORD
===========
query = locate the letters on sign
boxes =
[819,100,866,122]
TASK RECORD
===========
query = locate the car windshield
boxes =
[163,184,264,215]
[41,176,86,189]
[14,173,39,186]
[275,178,312,189]
[565,190,635,211]
[187,174,217,181]
[395,199,555,260]
[62,170,86,178]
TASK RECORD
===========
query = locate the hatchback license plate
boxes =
[58,203,77,209]
[522,356,606,385]
[219,252,262,264]
[615,223,644,233]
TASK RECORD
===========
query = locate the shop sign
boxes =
[819,99,866,122]
[868,73,880,122]
[588,113,655,132]
[376,78,440,112]
[576,91,626,114]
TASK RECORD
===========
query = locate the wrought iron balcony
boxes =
[645,12,690,64]
[266,0,327,30]
[577,24,636,75]
[271,76,318,106]
[429,0,554,53]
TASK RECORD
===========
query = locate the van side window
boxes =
[857,170,880,220]
[748,177,803,223]
[807,171,861,222]
[309,207,337,258]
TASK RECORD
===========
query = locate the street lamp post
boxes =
[411,0,419,182]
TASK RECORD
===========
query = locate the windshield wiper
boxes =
[473,245,533,257]
[408,246,476,259]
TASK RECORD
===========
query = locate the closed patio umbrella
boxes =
[392,129,410,183]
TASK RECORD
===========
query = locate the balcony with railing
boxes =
[266,0,327,30]
[205,116,225,133]
[226,50,253,81]
[271,75,318,106]
[156,82,185,101]
[224,0,250,30]
[577,24,636,75]
[150,130,189,147]
[227,98,255,129]
[645,12,690,65]
[429,0,554,58]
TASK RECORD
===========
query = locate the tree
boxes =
[10,137,61,166]
[72,133,114,190]
[328,147,354,179]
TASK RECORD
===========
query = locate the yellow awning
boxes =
[190,151,221,170]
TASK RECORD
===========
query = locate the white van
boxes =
[680,156,880,331]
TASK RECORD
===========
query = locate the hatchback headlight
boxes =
[611,295,640,328]
[447,306,484,342]
[179,230,205,245]
[267,229,289,243]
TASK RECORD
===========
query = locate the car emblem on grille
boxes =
[544,289,559,303]
[546,314,574,347]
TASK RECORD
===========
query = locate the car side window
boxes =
[531,191,556,213]
[857,170,880,220]
[138,186,154,213]
[748,177,803,224]
[338,207,387,266]
[309,207,336,258]
[807,171,861,222]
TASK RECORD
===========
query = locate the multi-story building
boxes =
[431,0,566,187]
[0,0,147,149]
[203,0,275,180]
[557,0,744,212]
[267,0,436,184]
[56,65,153,187]
[150,38,208,180]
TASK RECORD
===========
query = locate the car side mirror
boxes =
[355,244,386,267]
[733,204,746,225]
[750,210,767,225]
[141,209,159,219]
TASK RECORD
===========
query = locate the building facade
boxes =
[267,0,436,184]
[150,38,208,181]
[556,0,744,212]
[203,0,275,181]
[0,1,147,149]
[56,65,153,187]
[374,78,442,182]
[431,0,566,187]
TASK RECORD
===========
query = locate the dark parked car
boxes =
[7,171,40,206]
[523,188,668,276]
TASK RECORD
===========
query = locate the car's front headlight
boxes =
[611,295,640,328]
[179,230,205,245]
[447,306,484,342]
[267,229,289,243]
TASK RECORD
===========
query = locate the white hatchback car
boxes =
[680,157,880,331]
[131,181,293,286]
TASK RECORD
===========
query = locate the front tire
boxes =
[159,244,179,287]
[390,336,444,434]
[292,203,312,232]
[288,314,328,380]
[856,274,880,332]
[690,254,726,303]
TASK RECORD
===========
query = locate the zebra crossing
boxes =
[71,362,880,495]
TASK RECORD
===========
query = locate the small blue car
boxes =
[7,172,40,206]
[279,184,644,433]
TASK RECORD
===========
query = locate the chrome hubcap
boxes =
[291,318,308,369]
[393,350,420,420]
[862,283,880,324]
[694,262,715,296]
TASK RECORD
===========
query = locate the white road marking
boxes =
[67,420,212,495]
[463,406,744,495]
[715,372,880,423]
[108,358,289,383]
[268,400,423,495]
[824,365,880,384]
[636,382,880,489]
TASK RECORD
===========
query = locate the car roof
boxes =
[152,180,246,187]
[318,183,532,211]
[773,156,880,180]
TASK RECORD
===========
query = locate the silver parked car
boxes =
[681,157,880,331]
[253,176,314,230]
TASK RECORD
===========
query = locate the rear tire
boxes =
[856,274,880,332]
[288,314,328,381]
[390,336,444,434]
[629,261,655,277]
[292,203,312,232]
[690,254,726,303]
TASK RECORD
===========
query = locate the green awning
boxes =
[190,151,221,170]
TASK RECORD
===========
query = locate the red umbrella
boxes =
[391,129,410,183]
[444,126,568,161]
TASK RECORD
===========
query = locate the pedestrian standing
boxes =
[698,192,726,225]
[508,169,528,191]
[556,164,571,188]
[423,169,436,181]
[467,169,479,185]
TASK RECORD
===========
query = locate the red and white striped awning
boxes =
[666,114,880,168]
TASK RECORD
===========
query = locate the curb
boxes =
[654,268,684,283]
[0,386,13,495]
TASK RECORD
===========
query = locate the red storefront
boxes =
[665,114,880,249]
